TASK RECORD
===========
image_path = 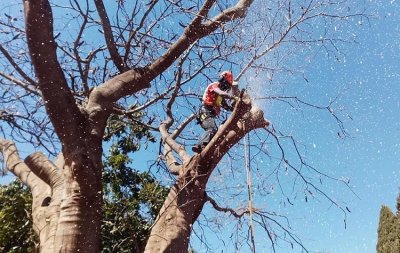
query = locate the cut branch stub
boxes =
[25,152,63,189]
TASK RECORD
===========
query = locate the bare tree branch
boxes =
[0,44,36,85]
[255,95,350,137]
[0,138,41,189]
[71,0,90,95]
[123,0,160,65]
[0,138,51,246]
[0,70,40,96]
[24,0,87,146]
[236,1,311,81]
[94,0,127,72]
[160,57,191,166]
[206,193,248,218]
[90,0,255,110]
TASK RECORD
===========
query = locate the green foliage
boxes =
[104,113,156,154]
[102,150,168,253]
[102,111,167,252]
[377,202,400,253]
[0,180,36,253]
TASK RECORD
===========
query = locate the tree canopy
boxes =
[0,180,36,253]
[377,195,400,253]
[0,0,367,252]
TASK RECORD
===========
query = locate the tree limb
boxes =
[123,0,159,65]
[0,70,40,96]
[0,44,36,85]
[71,0,90,95]
[24,0,87,147]
[160,113,196,175]
[206,193,248,218]
[160,123,191,166]
[159,54,193,168]
[24,152,63,190]
[94,0,127,72]
[0,138,51,245]
[0,138,41,189]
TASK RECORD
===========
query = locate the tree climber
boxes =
[192,70,239,153]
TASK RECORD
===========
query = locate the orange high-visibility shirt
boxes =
[202,82,223,115]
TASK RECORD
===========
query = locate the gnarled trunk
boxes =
[52,145,103,253]
[0,138,103,253]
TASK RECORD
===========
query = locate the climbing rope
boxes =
[244,132,256,253]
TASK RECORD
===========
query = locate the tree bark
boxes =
[52,145,103,253]
[144,161,207,253]
[24,152,64,252]
[24,149,103,253]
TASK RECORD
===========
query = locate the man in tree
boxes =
[0,0,365,251]
[192,70,239,153]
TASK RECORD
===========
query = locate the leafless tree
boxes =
[0,0,366,252]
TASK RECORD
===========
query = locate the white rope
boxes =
[244,133,256,253]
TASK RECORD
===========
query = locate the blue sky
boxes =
[260,1,400,252]
[1,1,399,253]
[307,2,400,252]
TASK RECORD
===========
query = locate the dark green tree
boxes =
[377,196,400,253]
[102,115,168,252]
[102,153,168,253]
[0,180,36,253]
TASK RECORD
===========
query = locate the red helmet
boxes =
[219,71,233,86]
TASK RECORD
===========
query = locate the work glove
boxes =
[231,82,240,96]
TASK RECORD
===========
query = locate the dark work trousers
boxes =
[196,106,218,147]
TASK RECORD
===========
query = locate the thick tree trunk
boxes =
[22,1,105,249]
[52,145,103,253]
